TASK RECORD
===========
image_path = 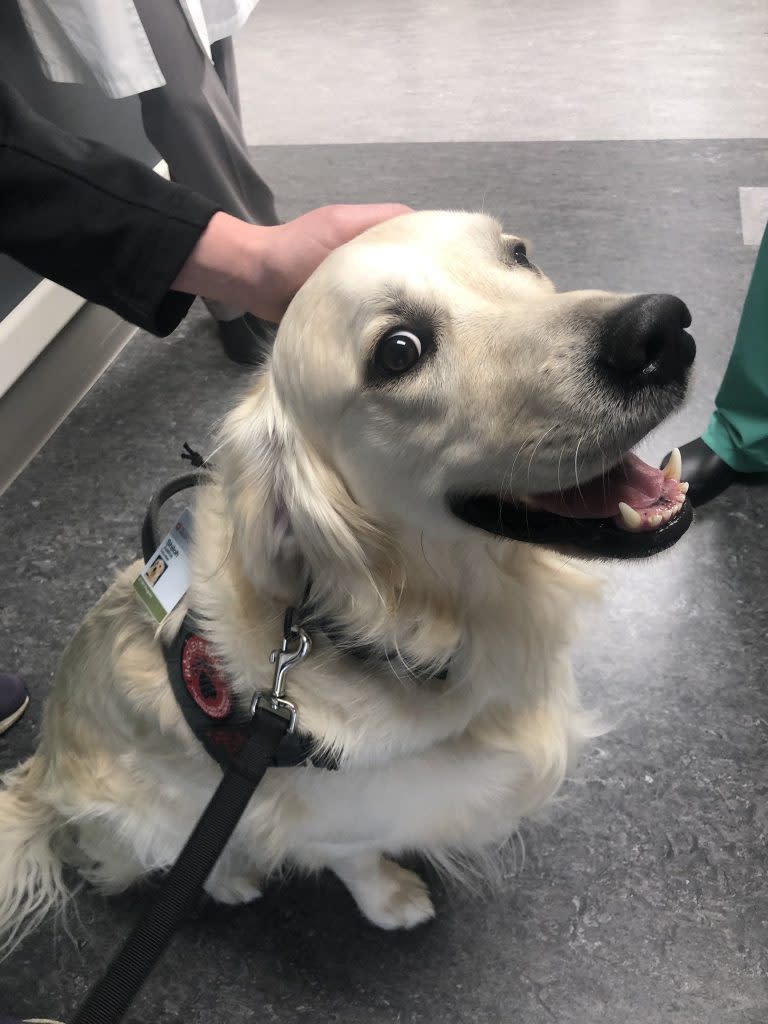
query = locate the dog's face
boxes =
[260,211,694,562]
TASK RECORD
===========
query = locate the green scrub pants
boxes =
[703,220,768,472]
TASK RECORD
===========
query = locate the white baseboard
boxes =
[0,159,170,493]
[0,280,86,399]
[0,303,136,495]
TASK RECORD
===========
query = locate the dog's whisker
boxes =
[499,430,540,534]
[556,442,566,501]
[525,424,558,497]
[418,530,440,578]
[573,435,586,507]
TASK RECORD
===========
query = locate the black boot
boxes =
[218,314,276,366]
[661,437,739,507]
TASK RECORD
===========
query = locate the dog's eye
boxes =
[375,330,423,374]
[512,243,533,269]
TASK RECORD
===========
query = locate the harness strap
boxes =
[166,612,337,770]
[71,703,289,1024]
[307,610,450,681]
[141,469,208,563]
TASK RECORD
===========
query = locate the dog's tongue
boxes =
[531,452,680,520]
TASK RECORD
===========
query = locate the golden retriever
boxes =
[0,211,694,954]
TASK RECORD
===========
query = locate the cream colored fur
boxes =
[0,212,679,953]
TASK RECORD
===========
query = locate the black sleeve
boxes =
[0,80,220,336]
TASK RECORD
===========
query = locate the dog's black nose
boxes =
[598,294,695,383]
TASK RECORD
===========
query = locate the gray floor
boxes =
[237,0,768,144]
[2,138,768,1023]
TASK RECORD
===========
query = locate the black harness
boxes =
[152,450,445,776]
[162,612,340,771]
[136,447,335,772]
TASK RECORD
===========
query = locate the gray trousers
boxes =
[132,0,278,319]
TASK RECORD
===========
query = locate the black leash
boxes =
[73,447,308,1024]
[71,703,290,1024]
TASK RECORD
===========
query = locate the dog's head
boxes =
[221,211,694,592]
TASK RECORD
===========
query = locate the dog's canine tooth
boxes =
[662,447,682,482]
[618,501,642,530]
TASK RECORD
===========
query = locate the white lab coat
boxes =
[16,0,258,99]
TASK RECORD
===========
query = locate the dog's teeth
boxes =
[663,447,682,482]
[618,501,642,530]
[648,513,663,528]
[679,481,690,494]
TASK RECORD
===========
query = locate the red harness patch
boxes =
[181,634,232,719]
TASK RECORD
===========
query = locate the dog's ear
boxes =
[217,385,294,599]
[219,382,400,602]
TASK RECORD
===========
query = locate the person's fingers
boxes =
[292,203,412,251]
[333,202,412,224]
[257,204,414,322]
[325,203,413,241]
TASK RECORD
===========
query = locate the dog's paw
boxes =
[352,858,435,931]
[205,873,262,906]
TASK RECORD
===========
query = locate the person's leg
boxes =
[132,0,278,362]
[0,673,29,734]
[665,221,768,504]
[702,220,768,472]
[134,0,277,228]
[210,37,242,123]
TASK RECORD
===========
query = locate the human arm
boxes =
[171,203,412,325]
[0,79,216,335]
[1,81,410,335]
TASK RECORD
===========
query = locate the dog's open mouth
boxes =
[449,448,693,558]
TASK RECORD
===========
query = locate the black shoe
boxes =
[217,314,276,366]
[661,437,739,507]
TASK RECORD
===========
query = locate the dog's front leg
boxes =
[327,851,435,931]
[204,854,263,906]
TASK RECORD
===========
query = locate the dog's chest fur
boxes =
[42,487,598,894]
[158,490,600,873]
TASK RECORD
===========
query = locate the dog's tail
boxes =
[0,753,69,958]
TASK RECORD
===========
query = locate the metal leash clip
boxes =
[251,626,312,734]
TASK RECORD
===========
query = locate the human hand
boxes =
[254,204,412,321]
[173,204,411,323]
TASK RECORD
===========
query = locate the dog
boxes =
[0,211,695,954]
[145,556,167,586]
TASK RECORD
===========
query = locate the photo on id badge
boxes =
[146,557,167,587]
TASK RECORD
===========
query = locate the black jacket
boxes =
[0,81,219,336]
